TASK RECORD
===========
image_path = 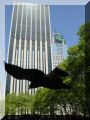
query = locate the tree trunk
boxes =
[50,104,54,115]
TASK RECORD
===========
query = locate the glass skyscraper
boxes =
[6,3,52,95]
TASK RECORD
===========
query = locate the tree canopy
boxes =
[5,23,90,116]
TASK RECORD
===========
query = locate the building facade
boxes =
[51,33,67,69]
[6,3,52,95]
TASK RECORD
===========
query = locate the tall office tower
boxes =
[51,33,67,69]
[6,3,52,95]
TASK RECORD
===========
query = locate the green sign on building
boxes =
[54,34,66,44]
[54,34,63,43]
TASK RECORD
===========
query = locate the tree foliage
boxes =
[30,23,88,115]
[5,93,33,115]
[5,23,90,116]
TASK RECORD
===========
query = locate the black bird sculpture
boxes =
[5,62,71,90]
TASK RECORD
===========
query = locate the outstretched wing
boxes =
[53,67,70,77]
[5,62,28,80]
[47,67,69,79]
[5,62,45,83]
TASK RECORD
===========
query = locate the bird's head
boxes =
[53,67,70,77]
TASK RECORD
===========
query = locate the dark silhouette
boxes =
[5,62,71,90]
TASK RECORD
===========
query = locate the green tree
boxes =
[5,23,90,116]
[5,93,17,115]
[5,93,33,115]
[31,23,88,116]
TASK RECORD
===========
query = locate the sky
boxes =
[5,5,13,61]
[1,4,85,93]
[4,5,85,101]
[50,5,85,47]
[1,3,85,102]
[0,1,87,118]
[5,5,85,60]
